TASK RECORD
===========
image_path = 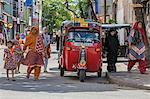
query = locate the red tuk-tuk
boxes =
[58,19,102,82]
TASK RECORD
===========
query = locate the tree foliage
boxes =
[42,0,71,32]
[42,0,92,32]
[64,0,88,18]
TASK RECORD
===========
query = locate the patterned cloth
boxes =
[22,51,44,67]
[21,34,44,67]
[128,29,146,60]
[35,35,45,54]
[14,45,24,63]
[4,49,17,70]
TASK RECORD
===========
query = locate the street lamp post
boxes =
[104,0,106,23]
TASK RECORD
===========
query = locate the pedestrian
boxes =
[42,27,51,72]
[13,40,24,74]
[16,34,23,45]
[21,26,45,81]
[0,32,3,45]
[3,41,17,81]
[128,21,148,74]
[105,30,120,72]
[50,33,53,44]
[56,32,60,51]
[53,32,56,44]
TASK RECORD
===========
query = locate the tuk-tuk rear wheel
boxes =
[79,69,86,82]
[60,66,64,77]
[98,68,102,77]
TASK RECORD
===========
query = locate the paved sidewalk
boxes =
[106,63,150,90]
[0,44,58,75]
[1,44,150,90]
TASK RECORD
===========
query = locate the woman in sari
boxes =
[22,26,45,80]
[128,21,148,74]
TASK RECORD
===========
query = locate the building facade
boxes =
[88,0,113,23]
[0,0,14,41]
[113,0,136,24]
[24,0,42,33]
[98,0,113,23]
[0,0,43,41]
[141,0,150,41]
[18,0,25,34]
[0,0,25,40]
[113,0,150,32]
[32,0,42,33]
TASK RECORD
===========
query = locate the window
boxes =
[67,31,100,43]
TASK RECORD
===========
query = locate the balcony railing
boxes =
[13,1,18,17]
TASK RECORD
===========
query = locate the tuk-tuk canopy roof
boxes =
[61,20,101,28]
[102,24,131,30]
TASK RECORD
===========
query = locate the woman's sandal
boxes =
[12,78,16,81]
[26,75,30,79]
[6,78,9,80]
[34,78,39,81]
[141,72,149,75]
[127,68,131,73]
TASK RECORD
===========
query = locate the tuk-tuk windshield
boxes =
[67,31,100,43]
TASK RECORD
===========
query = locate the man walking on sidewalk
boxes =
[42,27,51,72]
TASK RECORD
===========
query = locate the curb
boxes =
[105,72,150,90]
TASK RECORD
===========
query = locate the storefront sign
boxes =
[130,4,143,8]
[25,0,33,7]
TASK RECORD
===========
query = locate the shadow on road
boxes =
[0,45,135,94]
[0,71,119,93]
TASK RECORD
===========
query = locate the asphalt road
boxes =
[0,45,150,99]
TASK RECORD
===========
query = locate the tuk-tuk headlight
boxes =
[81,45,85,49]
[95,48,101,52]
[66,47,72,51]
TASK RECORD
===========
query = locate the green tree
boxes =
[42,0,71,32]
[64,0,88,18]
[42,0,93,32]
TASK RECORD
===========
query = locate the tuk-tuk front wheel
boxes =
[79,69,86,82]
[60,66,64,77]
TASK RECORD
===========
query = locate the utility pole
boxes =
[87,0,97,21]
[104,0,106,23]
[78,0,84,18]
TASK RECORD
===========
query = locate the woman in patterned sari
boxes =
[128,21,148,74]
[22,26,45,80]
